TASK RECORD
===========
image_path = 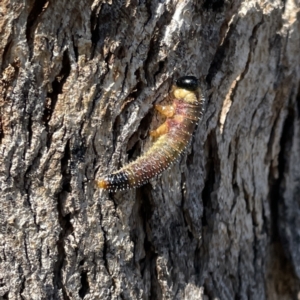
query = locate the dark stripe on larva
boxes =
[97,76,205,192]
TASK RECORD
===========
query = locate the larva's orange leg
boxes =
[96,180,108,189]
[149,122,169,138]
[154,104,175,118]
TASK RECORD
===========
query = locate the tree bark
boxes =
[0,0,300,299]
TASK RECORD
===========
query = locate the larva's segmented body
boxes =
[97,76,204,192]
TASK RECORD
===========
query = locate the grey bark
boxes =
[0,0,300,299]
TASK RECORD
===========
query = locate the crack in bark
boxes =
[78,267,89,298]
[201,131,220,227]
[120,79,145,113]
[202,0,225,12]
[269,107,294,241]
[23,233,30,264]
[143,9,173,84]
[43,50,71,149]
[219,18,264,133]
[2,291,9,299]
[24,189,38,230]
[90,1,124,60]
[0,114,3,145]
[54,221,71,300]
[1,38,12,72]
[90,3,102,59]
[296,80,300,118]
[19,274,25,300]
[136,186,162,299]
[143,0,153,27]
[71,35,79,63]
[53,140,73,300]
[266,101,300,295]
[27,115,33,148]
[98,204,111,277]
[206,33,230,87]
[239,19,264,83]
[25,0,49,60]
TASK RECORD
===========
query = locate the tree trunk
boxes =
[0,0,299,299]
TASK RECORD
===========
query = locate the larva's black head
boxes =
[176,76,199,91]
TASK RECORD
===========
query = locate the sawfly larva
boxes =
[96,76,204,192]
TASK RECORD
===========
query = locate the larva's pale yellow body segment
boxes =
[97,76,205,192]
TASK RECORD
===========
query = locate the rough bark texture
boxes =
[0,0,300,299]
